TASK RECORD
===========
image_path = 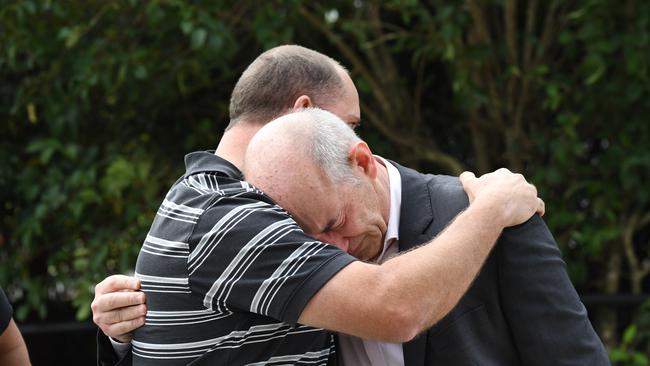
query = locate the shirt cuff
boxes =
[110,337,132,359]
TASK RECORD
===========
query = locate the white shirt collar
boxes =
[374,156,402,263]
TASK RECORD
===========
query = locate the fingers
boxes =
[96,303,147,326]
[91,275,146,341]
[92,291,146,313]
[95,275,141,296]
[459,171,476,185]
[91,292,147,341]
[537,198,545,217]
[459,171,477,202]
[103,316,146,343]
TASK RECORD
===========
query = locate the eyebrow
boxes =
[346,119,361,129]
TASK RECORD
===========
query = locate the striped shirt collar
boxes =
[184,150,244,180]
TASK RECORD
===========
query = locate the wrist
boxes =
[110,335,131,344]
[109,337,132,358]
[466,197,508,230]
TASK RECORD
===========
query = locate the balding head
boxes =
[228,45,350,129]
[243,108,360,192]
[243,108,389,260]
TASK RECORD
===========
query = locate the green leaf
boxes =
[632,353,649,366]
[191,28,207,49]
[64,25,84,49]
[76,304,91,320]
[134,64,148,80]
[15,305,30,322]
[443,44,455,60]
[180,20,193,34]
[63,144,79,160]
[623,324,638,344]
[585,64,605,85]
[101,157,136,198]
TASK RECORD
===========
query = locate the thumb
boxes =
[459,171,476,186]
[459,171,477,203]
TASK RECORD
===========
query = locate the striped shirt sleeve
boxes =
[187,195,357,324]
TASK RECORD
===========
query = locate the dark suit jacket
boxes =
[394,162,609,366]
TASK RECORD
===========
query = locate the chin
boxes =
[356,240,382,261]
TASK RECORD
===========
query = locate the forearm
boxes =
[379,199,505,338]
[299,169,540,342]
[299,200,505,342]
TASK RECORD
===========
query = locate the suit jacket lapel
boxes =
[393,162,435,366]
[395,162,435,252]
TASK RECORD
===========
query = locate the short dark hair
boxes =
[227,45,346,129]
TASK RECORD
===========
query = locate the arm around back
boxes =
[298,168,544,342]
[299,197,513,342]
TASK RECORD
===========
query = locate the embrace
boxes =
[92,45,608,366]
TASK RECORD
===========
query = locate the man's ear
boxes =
[348,141,377,179]
[293,95,313,109]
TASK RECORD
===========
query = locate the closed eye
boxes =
[322,218,337,234]
[323,214,345,234]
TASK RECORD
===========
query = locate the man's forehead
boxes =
[332,67,361,128]
[326,104,360,130]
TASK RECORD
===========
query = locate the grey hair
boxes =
[300,108,361,184]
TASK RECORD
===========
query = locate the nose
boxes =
[315,232,350,252]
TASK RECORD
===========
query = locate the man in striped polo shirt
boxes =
[92,45,543,365]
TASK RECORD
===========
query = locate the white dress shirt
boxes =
[338,156,404,366]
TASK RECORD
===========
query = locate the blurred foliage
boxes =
[610,301,650,365]
[1,0,648,358]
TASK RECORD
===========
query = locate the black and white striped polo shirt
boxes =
[133,151,355,365]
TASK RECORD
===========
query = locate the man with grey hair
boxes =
[243,108,608,366]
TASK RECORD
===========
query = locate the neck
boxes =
[215,122,263,170]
